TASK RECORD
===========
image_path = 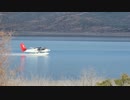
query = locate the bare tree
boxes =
[0,31,12,86]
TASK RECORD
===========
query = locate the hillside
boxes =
[0,12,130,36]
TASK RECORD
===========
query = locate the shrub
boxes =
[96,74,130,86]
[96,79,112,86]
[114,74,130,86]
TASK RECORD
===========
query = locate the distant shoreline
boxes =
[12,31,130,38]
[12,35,130,38]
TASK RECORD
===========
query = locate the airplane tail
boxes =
[20,43,27,52]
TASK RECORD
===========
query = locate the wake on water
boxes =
[1,53,49,56]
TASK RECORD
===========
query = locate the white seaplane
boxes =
[20,43,50,56]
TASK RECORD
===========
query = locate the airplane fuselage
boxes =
[24,48,50,53]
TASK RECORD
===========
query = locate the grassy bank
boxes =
[6,71,104,86]
[3,68,103,86]
[5,73,130,86]
[7,78,103,86]
[3,72,130,86]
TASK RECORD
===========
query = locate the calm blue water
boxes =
[9,36,130,80]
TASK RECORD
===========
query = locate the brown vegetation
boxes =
[0,31,12,86]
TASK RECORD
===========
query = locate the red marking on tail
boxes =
[20,43,27,52]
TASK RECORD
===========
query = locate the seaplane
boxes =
[20,43,50,56]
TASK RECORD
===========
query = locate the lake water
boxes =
[8,36,130,80]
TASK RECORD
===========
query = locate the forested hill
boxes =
[1,12,130,36]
